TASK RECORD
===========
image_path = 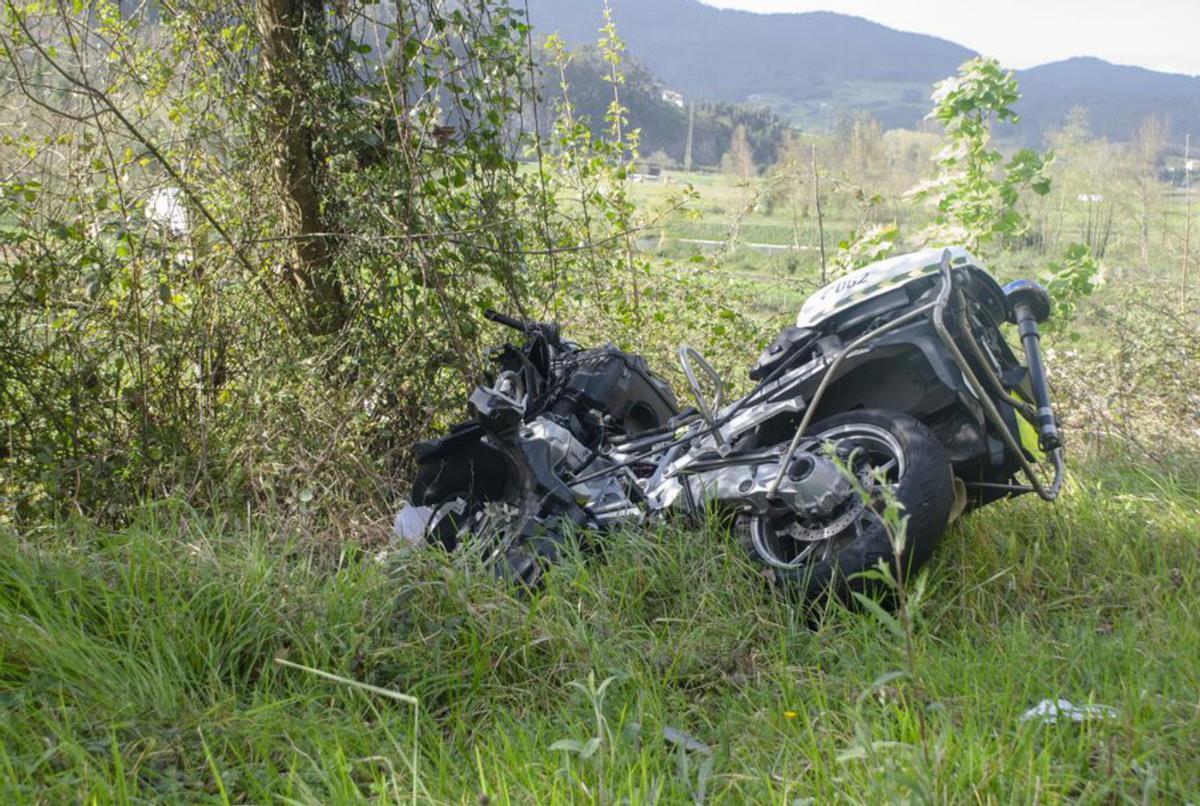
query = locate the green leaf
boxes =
[855,670,911,706]
[549,738,584,754]
[579,737,602,759]
[850,591,905,641]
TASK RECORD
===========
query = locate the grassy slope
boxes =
[4,169,1196,802]
[2,459,1197,802]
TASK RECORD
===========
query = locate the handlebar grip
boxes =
[483,309,526,332]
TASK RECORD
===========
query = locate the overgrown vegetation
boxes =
[1,1,1197,801]
[0,0,757,527]
[2,464,1197,801]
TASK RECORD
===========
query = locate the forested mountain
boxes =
[524,0,1200,144]
[1014,57,1200,145]
[525,0,970,132]
[541,47,788,167]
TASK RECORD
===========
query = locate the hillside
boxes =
[525,0,971,131]
[1016,57,1200,145]
[539,46,789,168]
[524,0,1200,143]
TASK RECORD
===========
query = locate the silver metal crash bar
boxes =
[768,249,1063,501]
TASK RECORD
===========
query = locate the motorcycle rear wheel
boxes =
[735,409,955,604]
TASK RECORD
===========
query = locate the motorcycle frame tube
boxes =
[941,288,1064,501]
[955,311,1039,423]
[768,251,1063,502]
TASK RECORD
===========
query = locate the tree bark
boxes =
[257,0,347,334]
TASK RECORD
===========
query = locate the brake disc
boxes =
[779,466,876,543]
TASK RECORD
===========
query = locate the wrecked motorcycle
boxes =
[396,247,1064,600]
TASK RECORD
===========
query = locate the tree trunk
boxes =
[257,0,347,334]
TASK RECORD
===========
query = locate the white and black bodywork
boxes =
[398,248,1064,599]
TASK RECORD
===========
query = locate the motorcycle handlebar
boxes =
[485,309,564,348]
[484,309,527,332]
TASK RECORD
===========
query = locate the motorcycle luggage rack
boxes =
[768,249,1065,503]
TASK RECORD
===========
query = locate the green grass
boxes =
[3,459,1198,802]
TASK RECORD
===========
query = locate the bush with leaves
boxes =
[831,222,900,276]
[1040,243,1100,335]
[0,0,550,525]
[0,1,759,528]
[907,57,1053,251]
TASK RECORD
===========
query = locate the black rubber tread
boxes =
[736,409,955,603]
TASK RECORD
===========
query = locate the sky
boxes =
[701,0,1200,76]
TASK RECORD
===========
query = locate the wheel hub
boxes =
[749,423,905,570]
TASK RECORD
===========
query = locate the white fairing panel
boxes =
[796,246,973,328]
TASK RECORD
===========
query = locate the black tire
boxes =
[735,409,954,603]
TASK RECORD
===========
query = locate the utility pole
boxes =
[684,102,695,173]
[811,144,827,284]
[1184,133,1192,302]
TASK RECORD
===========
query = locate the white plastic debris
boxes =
[145,187,190,236]
[1021,698,1118,724]
[393,503,434,547]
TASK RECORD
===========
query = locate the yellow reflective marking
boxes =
[1017,411,1045,462]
